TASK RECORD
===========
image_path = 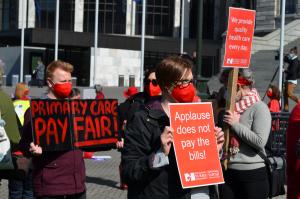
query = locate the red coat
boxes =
[287,103,300,199]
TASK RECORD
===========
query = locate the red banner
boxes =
[223,7,256,68]
[30,99,119,151]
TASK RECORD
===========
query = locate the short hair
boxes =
[269,85,281,100]
[238,68,255,86]
[156,56,193,89]
[15,82,29,99]
[94,84,102,93]
[291,46,298,54]
[46,60,73,79]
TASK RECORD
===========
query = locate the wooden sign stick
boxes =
[222,68,238,170]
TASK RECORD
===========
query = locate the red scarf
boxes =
[229,88,261,156]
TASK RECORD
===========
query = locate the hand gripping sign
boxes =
[169,102,224,188]
[223,7,256,68]
[30,99,119,151]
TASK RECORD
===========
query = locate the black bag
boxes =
[257,152,286,198]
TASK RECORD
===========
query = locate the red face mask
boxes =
[171,83,196,103]
[52,82,72,98]
[145,82,161,97]
[267,90,273,98]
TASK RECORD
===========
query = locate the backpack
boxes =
[0,110,14,170]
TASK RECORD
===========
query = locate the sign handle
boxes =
[222,68,238,170]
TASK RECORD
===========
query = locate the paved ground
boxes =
[0,149,287,199]
[0,150,127,199]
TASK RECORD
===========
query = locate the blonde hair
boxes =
[46,60,73,78]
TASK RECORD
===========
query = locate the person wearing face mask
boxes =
[283,46,300,112]
[219,69,271,199]
[19,60,86,199]
[121,56,224,199]
[116,68,162,189]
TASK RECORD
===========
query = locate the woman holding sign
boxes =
[122,56,225,199]
[219,69,271,199]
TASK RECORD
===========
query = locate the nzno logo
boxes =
[227,58,234,64]
[184,173,196,182]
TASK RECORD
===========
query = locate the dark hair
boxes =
[144,67,156,82]
[291,46,298,54]
[156,56,193,89]
[269,85,281,100]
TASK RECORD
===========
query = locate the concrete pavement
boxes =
[0,150,127,199]
[0,149,287,199]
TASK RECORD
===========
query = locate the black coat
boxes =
[285,57,299,81]
[121,105,191,199]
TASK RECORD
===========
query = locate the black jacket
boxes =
[285,56,299,81]
[122,105,191,199]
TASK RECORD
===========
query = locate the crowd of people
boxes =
[0,51,299,199]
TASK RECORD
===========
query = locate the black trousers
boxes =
[37,191,86,199]
[219,167,269,199]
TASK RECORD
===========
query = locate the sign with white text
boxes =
[169,102,224,188]
[223,7,256,68]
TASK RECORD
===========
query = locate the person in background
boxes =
[266,84,281,132]
[13,83,30,125]
[95,84,105,99]
[283,46,300,112]
[70,88,81,99]
[11,82,34,199]
[116,68,162,190]
[286,103,300,199]
[267,85,281,113]
[0,65,29,198]
[34,59,45,88]
[122,56,224,199]
[219,68,271,199]
[19,60,86,199]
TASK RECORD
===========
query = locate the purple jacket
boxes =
[20,110,86,197]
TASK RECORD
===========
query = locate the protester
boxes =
[219,68,271,199]
[0,65,29,198]
[122,56,224,199]
[19,60,86,199]
[13,83,30,125]
[9,82,35,199]
[70,87,81,99]
[266,84,281,132]
[95,84,105,99]
[283,46,300,112]
[34,59,45,88]
[116,68,161,190]
[116,68,162,150]
[286,103,300,199]
[267,84,281,113]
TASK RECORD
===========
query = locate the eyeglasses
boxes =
[174,78,195,89]
[145,79,158,86]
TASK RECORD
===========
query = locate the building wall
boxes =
[0,47,20,85]
[256,0,277,32]
[90,47,141,87]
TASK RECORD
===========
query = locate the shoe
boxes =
[120,183,128,190]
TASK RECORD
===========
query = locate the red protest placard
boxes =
[223,7,256,68]
[169,102,224,188]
